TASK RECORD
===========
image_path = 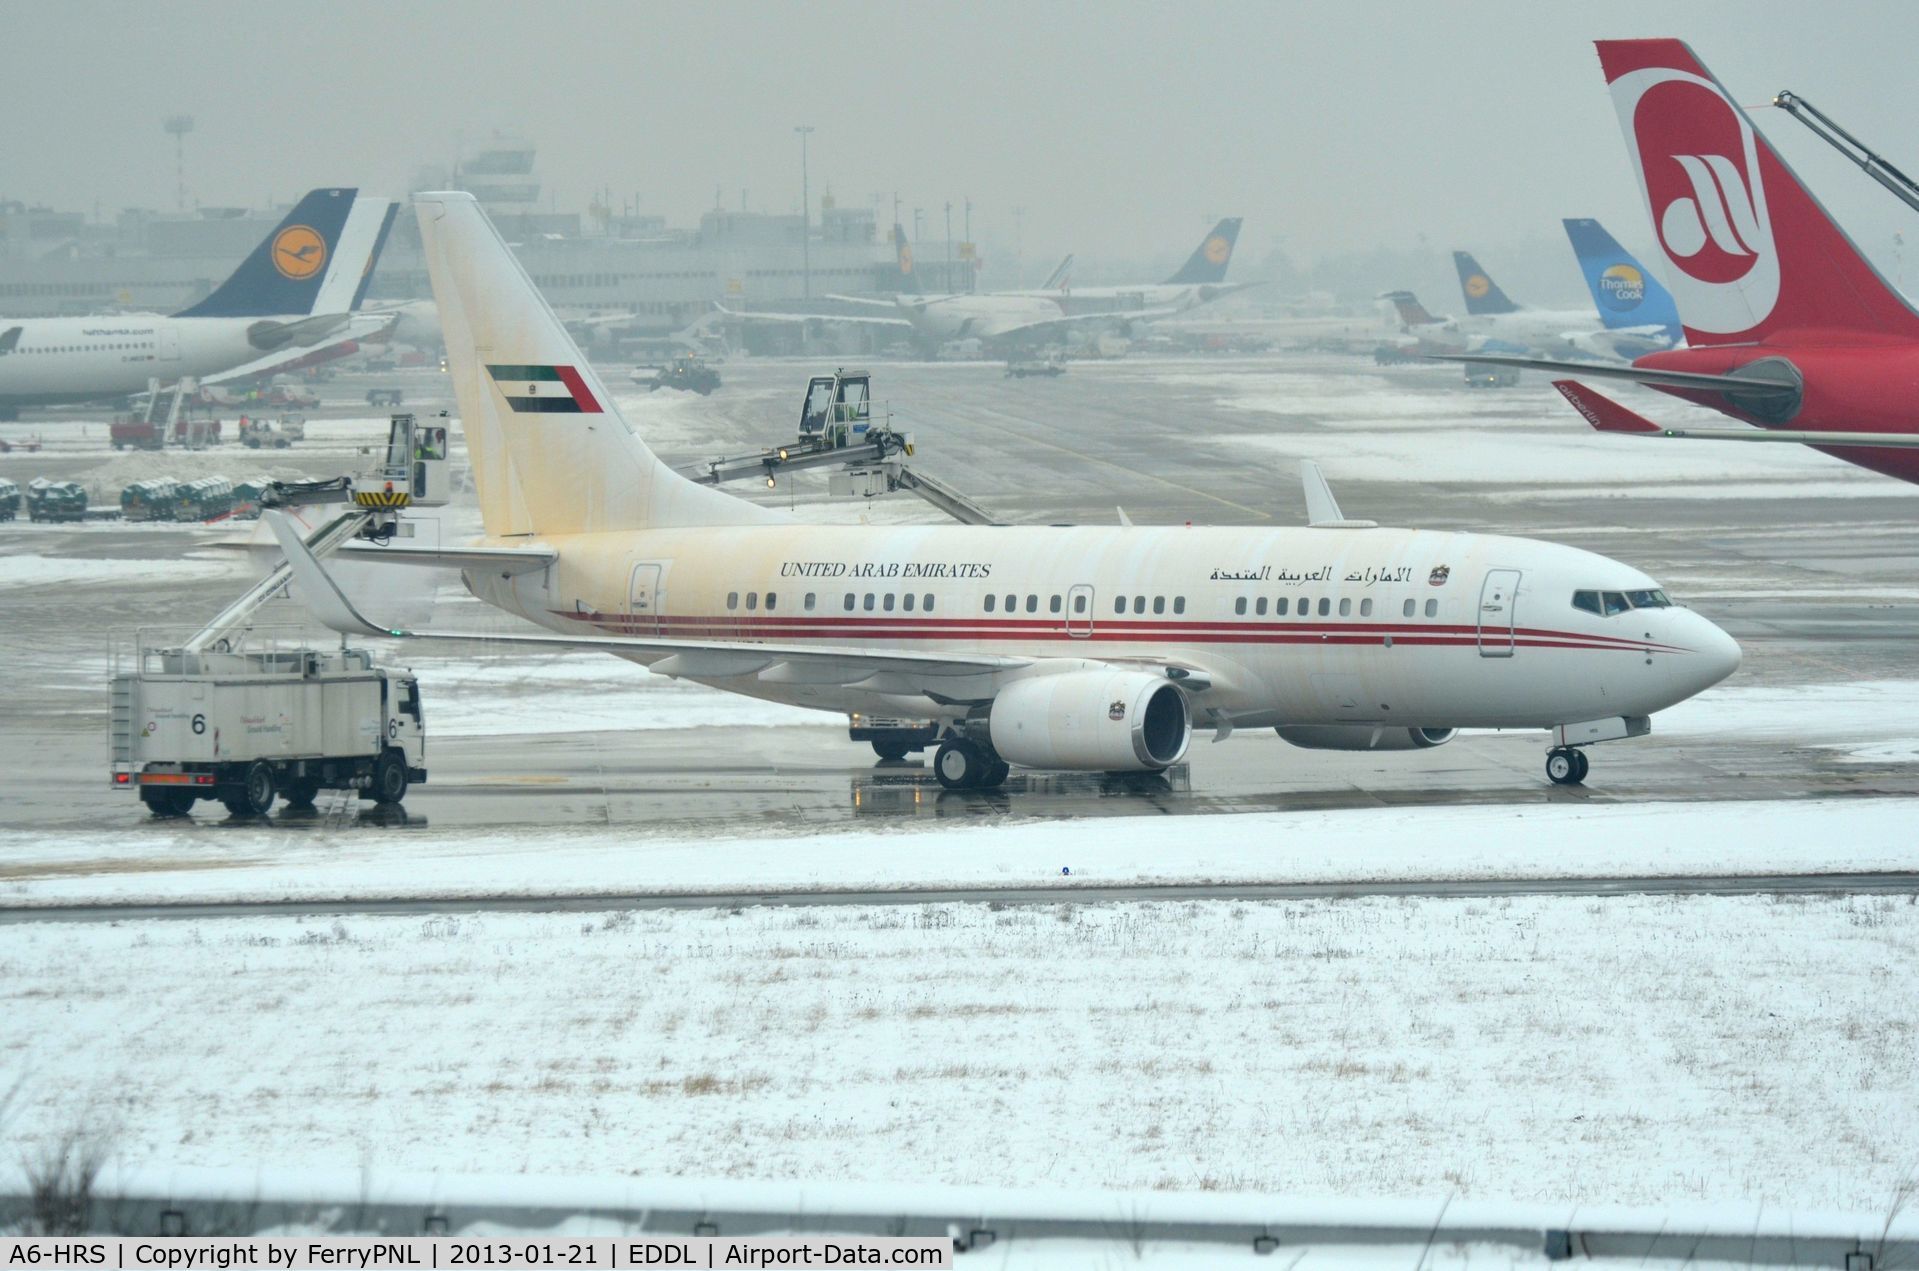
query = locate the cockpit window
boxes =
[1571,590,1601,615]
[1627,589,1670,608]
[1576,587,1672,616]
[1602,591,1631,616]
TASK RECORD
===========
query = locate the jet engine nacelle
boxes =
[1275,725,1456,751]
[989,670,1191,771]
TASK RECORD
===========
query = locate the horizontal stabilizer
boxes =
[1553,380,1919,447]
[335,542,558,573]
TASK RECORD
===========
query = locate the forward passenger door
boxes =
[1477,569,1520,658]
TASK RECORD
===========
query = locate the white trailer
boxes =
[110,629,426,817]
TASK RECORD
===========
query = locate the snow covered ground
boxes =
[3,797,1915,908]
[0,551,240,590]
[2,891,1914,1209]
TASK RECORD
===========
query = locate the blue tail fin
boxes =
[893,224,915,282]
[1452,251,1520,315]
[172,188,359,318]
[349,201,401,311]
[1164,218,1241,285]
[1563,217,1682,342]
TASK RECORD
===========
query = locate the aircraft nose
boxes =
[1683,613,1742,694]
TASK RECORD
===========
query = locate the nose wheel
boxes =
[1545,747,1589,786]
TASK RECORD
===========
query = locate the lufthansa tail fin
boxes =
[1163,218,1242,285]
[414,192,775,537]
[1453,251,1520,315]
[174,188,380,319]
[1563,217,1682,342]
[893,223,915,282]
[1597,38,1919,344]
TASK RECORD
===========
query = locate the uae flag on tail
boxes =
[486,364,602,414]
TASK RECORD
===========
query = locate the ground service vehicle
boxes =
[240,416,304,448]
[111,632,427,817]
[367,388,404,407]
[120,479,180,521]
[0,478,18,520]
[26,478,89,522]
[646,355,721,394]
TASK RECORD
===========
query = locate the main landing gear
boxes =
[1545,747,1590,787]
[934,738,1011,791]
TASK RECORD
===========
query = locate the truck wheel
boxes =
[281,777,320,807]
[369,751,409,804]
[872,740,910,762]
[140,789,192,818]
[226,762,277,817]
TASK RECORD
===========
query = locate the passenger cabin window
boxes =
[1317,598,1331,617]
[986,595,997,613]
[843,593,855,612]
[1275,597,1288,616]
[1173,596,1185,614]
[1360,598,1373,617]
[1049,595,1062,614]
[1403,599,1415,618]
[1115,597,1127,614]
[924,594,935,612]
[1025,595,1038,613]
[864,593,876,611]
[1338,598,1352,617]
[1006,594,1017,612]
[1424,599,1438,617]
[883,593,895,611]
[903,593,915,611]
[745,592,758,611]
[1133,596,1146,614]
[805,593,816,611]
[726,592,739,610]
[765,592,777,611]
[1153,596,1165,615]
[1235,597,1248,616]
[1255,598,1267,616]
[1074,594,1088,614]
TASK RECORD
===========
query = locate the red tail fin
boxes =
[1597,38,1919,345]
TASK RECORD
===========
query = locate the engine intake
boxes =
[989,670,1191,771]
[1275,725,1456,751]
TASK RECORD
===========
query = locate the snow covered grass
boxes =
[0,553,239,590]
[2,892,1914,1208]
[4,797,1916,908]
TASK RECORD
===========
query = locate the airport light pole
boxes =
[794,125,815,298]
[163,115,194,212]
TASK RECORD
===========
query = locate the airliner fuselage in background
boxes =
[0,188,398,417]
[277,193,1740,792]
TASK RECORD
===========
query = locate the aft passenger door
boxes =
[1066,584,1094,638]
[627,563,664,636]
[1477,568,1520,658]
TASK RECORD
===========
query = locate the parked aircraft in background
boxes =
[273,192,1739,792]
[1451,249,1646,362]
[1461,39,1919,485]
[1563,217,1683,359]
[0,188,398,418]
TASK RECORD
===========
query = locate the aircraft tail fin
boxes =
[893,223,915,282]
[174,188,390,319]
[1597,38,1919,344]
[1040,253,1075,291]
[1163,218,1242,285]
[1382,290,1444,328]
[346,201,402,311]
[413,192,775,537]
[1563,217,1682,341]
[1453,251,1520,315]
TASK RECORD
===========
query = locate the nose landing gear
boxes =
[1545,747,1590,786]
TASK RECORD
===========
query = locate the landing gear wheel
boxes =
[1545,748,1585,787]
[981,760,1010,789]
[140,789,193,818]
[872,740,910,762]
[934,740,985,790]
[225,762,278,817]
[1571,749,1590,784]
[368,751,409,805]
[282,778,320,808]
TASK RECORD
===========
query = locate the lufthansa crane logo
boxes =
[1464,274,1491,299]
[1203,235,1231,265]
[271,225,328,280]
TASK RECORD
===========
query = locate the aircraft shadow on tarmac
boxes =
[852,764,1190,817]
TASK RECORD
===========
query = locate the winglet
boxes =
[1298,460,1377,530]
[264,510,399,638]
[1116,506,1133,528]
[1553,379,1662,434]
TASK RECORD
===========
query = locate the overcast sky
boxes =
[8,0,1919,281]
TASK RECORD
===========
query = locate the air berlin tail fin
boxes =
[1598,38,1919,345]
[1383,290,1444,328]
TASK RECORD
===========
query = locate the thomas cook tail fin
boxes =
[1597,37,1919,345]
[1563,217,1682,342]
[1163,218,1241,285]
[1453,251,1520,315]
[414,192,776,537]
[173,188,387,319]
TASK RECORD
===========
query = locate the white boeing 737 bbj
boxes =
[274,193,1740,790]
[0,188,398,418]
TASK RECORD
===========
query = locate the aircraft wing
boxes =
[717,301,913,328]
[268,512,1026,688]
[1554,379,1919,447]
[1434,352,1800,401]
[990,305,1188,342]
[200,313,397,387]
[334,542,558,573]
